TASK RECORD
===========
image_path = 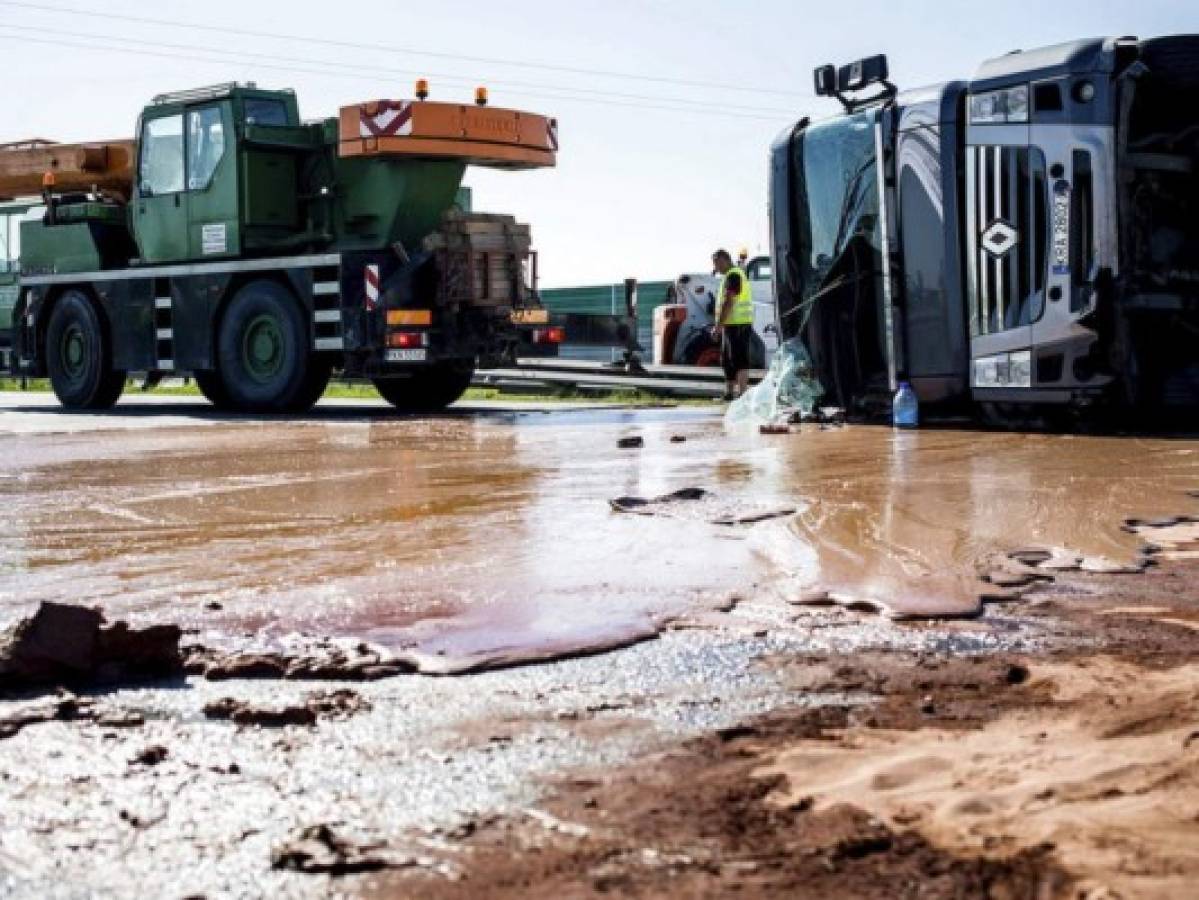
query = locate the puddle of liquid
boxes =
[753,427,1199,616]
[0,412,758,668]
[0,407,1195,666]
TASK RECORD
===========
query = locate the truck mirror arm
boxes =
[829,80,898,114]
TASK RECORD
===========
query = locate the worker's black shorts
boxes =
[721,324,752,379]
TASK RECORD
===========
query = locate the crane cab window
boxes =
[244,98,288,126]
[187,106,225,190]
[0,212,22,272]
[139,114,184,196]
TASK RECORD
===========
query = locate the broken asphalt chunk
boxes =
[0,602,183,694]
[203,697,316,728]
[271,824,421,875]
[202,689,370,728]
[0,690,142,740]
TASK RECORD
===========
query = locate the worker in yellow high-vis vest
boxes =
[711,248,754,401]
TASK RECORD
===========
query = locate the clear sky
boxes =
[0,0,1191,285]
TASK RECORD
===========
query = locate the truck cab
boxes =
[770,38,1199,421]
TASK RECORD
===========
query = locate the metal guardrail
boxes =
[475,358,766,398]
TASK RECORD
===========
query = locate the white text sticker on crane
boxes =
[201,222,227,255]
[364,264,380,311]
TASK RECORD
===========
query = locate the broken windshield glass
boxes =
[784,111,882,331]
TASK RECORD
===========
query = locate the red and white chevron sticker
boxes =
[364,264,380,311]
[359,101,414,138]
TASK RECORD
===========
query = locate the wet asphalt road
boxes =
[0,392,1195,896]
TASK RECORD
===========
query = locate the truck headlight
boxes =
[1009,350,1032,388]
[973,350,1033,388]
[969,85,1029,124]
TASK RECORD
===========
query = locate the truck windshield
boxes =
[788,111,880,326]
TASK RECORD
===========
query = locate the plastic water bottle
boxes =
[892,381,919,429]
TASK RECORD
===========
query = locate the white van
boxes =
[652,255,779,367]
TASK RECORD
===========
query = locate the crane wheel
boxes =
[45,290,126,410]
[372,360,474,413]
[193,371,232,410]
[285,357,332,413]
[216,280,312,413]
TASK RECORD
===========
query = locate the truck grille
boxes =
[966,145,1047,336]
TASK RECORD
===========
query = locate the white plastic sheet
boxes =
[724,338,824,428]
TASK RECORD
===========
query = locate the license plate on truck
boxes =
[385,349,428,362]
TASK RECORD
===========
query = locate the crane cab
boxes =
[132,84,303,264]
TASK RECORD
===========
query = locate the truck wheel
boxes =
[216,280,311,413]
[681,333,721,367]
[193,371,232,410]
[372,361,474,413]
[285,357,332,413]
[45,290,126,409]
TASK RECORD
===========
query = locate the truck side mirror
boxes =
[813,65,837,97]
[838,55,889,93]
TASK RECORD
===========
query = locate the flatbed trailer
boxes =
[475,357,765,398]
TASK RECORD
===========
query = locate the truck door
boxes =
[185,103,238,259]
[894,89,970,404]
[133,111,188,264]
[964,123,1041,384]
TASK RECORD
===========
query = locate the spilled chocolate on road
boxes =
[0,402,762,670]
[0,396,1196,667]
[757,427,1199,617]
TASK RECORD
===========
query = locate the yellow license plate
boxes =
[511,308,549,325]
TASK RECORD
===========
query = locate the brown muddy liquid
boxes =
[0,411,760,669]
[754,427,1199,616]
[0,408,1196,666]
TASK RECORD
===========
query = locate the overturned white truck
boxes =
[769,37,1199,424]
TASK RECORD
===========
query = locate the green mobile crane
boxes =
[0,82,580,412]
